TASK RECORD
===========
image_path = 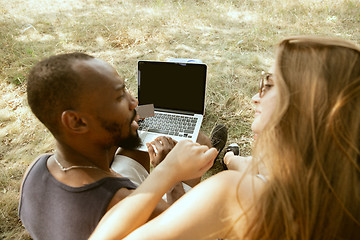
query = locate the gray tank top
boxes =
[19,154,137,240]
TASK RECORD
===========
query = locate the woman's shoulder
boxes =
[207,170,265,208]
[211,170,265,190]
[185,170,265,218]
[193,170,265,238]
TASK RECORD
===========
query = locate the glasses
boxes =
[259,71,273,98]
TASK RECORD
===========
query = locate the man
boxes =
[19,53,167,240]
[19,52,226,240]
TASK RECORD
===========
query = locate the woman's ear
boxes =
[61,110,88,133]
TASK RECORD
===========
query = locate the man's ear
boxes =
[61,110,88,133]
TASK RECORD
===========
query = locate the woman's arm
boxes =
[124,171,265,240]
[89,140,217,240]
[224,152,269,179]
[224,151,253,172]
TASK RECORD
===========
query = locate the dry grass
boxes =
[1,0,359,239]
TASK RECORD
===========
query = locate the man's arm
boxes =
[147,136,188,204]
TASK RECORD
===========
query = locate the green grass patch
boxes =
[1,0,359,238]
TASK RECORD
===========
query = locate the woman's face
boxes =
[251,65,278,134]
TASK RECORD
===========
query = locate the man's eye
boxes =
[117,94,125,100]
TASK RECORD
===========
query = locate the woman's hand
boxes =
[158,140,218,183]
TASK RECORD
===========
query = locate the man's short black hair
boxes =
[27,52,94,136]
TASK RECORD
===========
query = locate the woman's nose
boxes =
[252,93,260,104]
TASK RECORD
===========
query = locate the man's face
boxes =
[97,110,141,149]
[73,58,141,149]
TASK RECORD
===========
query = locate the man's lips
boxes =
[131,120,139,129]
[130,110,140,129]
[134,113,140,122]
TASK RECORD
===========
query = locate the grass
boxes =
[1,0,359,239]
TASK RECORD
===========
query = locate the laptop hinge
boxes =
[154,108,196,116]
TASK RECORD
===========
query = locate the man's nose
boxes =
[129,94,138,110]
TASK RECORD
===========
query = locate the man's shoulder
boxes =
[21,154,51,183]
[106,186,135,210]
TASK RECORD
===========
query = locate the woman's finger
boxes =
[223,151,234,165]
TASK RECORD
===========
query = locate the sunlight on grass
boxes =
[15,32,56,43]
[1,0,359,238]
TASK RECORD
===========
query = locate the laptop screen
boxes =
[137,61,207,115]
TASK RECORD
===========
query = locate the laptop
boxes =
[136,60,207,151]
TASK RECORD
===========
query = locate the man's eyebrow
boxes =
[115,84,125,91]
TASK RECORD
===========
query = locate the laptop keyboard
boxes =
[138,112,197,138]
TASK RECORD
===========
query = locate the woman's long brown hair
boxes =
[242,36,360,239]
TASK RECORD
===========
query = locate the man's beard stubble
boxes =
[99,111,142,150]
[117,130,142,149]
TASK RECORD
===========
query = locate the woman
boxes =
[91,36,360,239]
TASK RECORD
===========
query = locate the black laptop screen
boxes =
[137,61,207,115]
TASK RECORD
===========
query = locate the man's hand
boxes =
[147,136,177,167]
